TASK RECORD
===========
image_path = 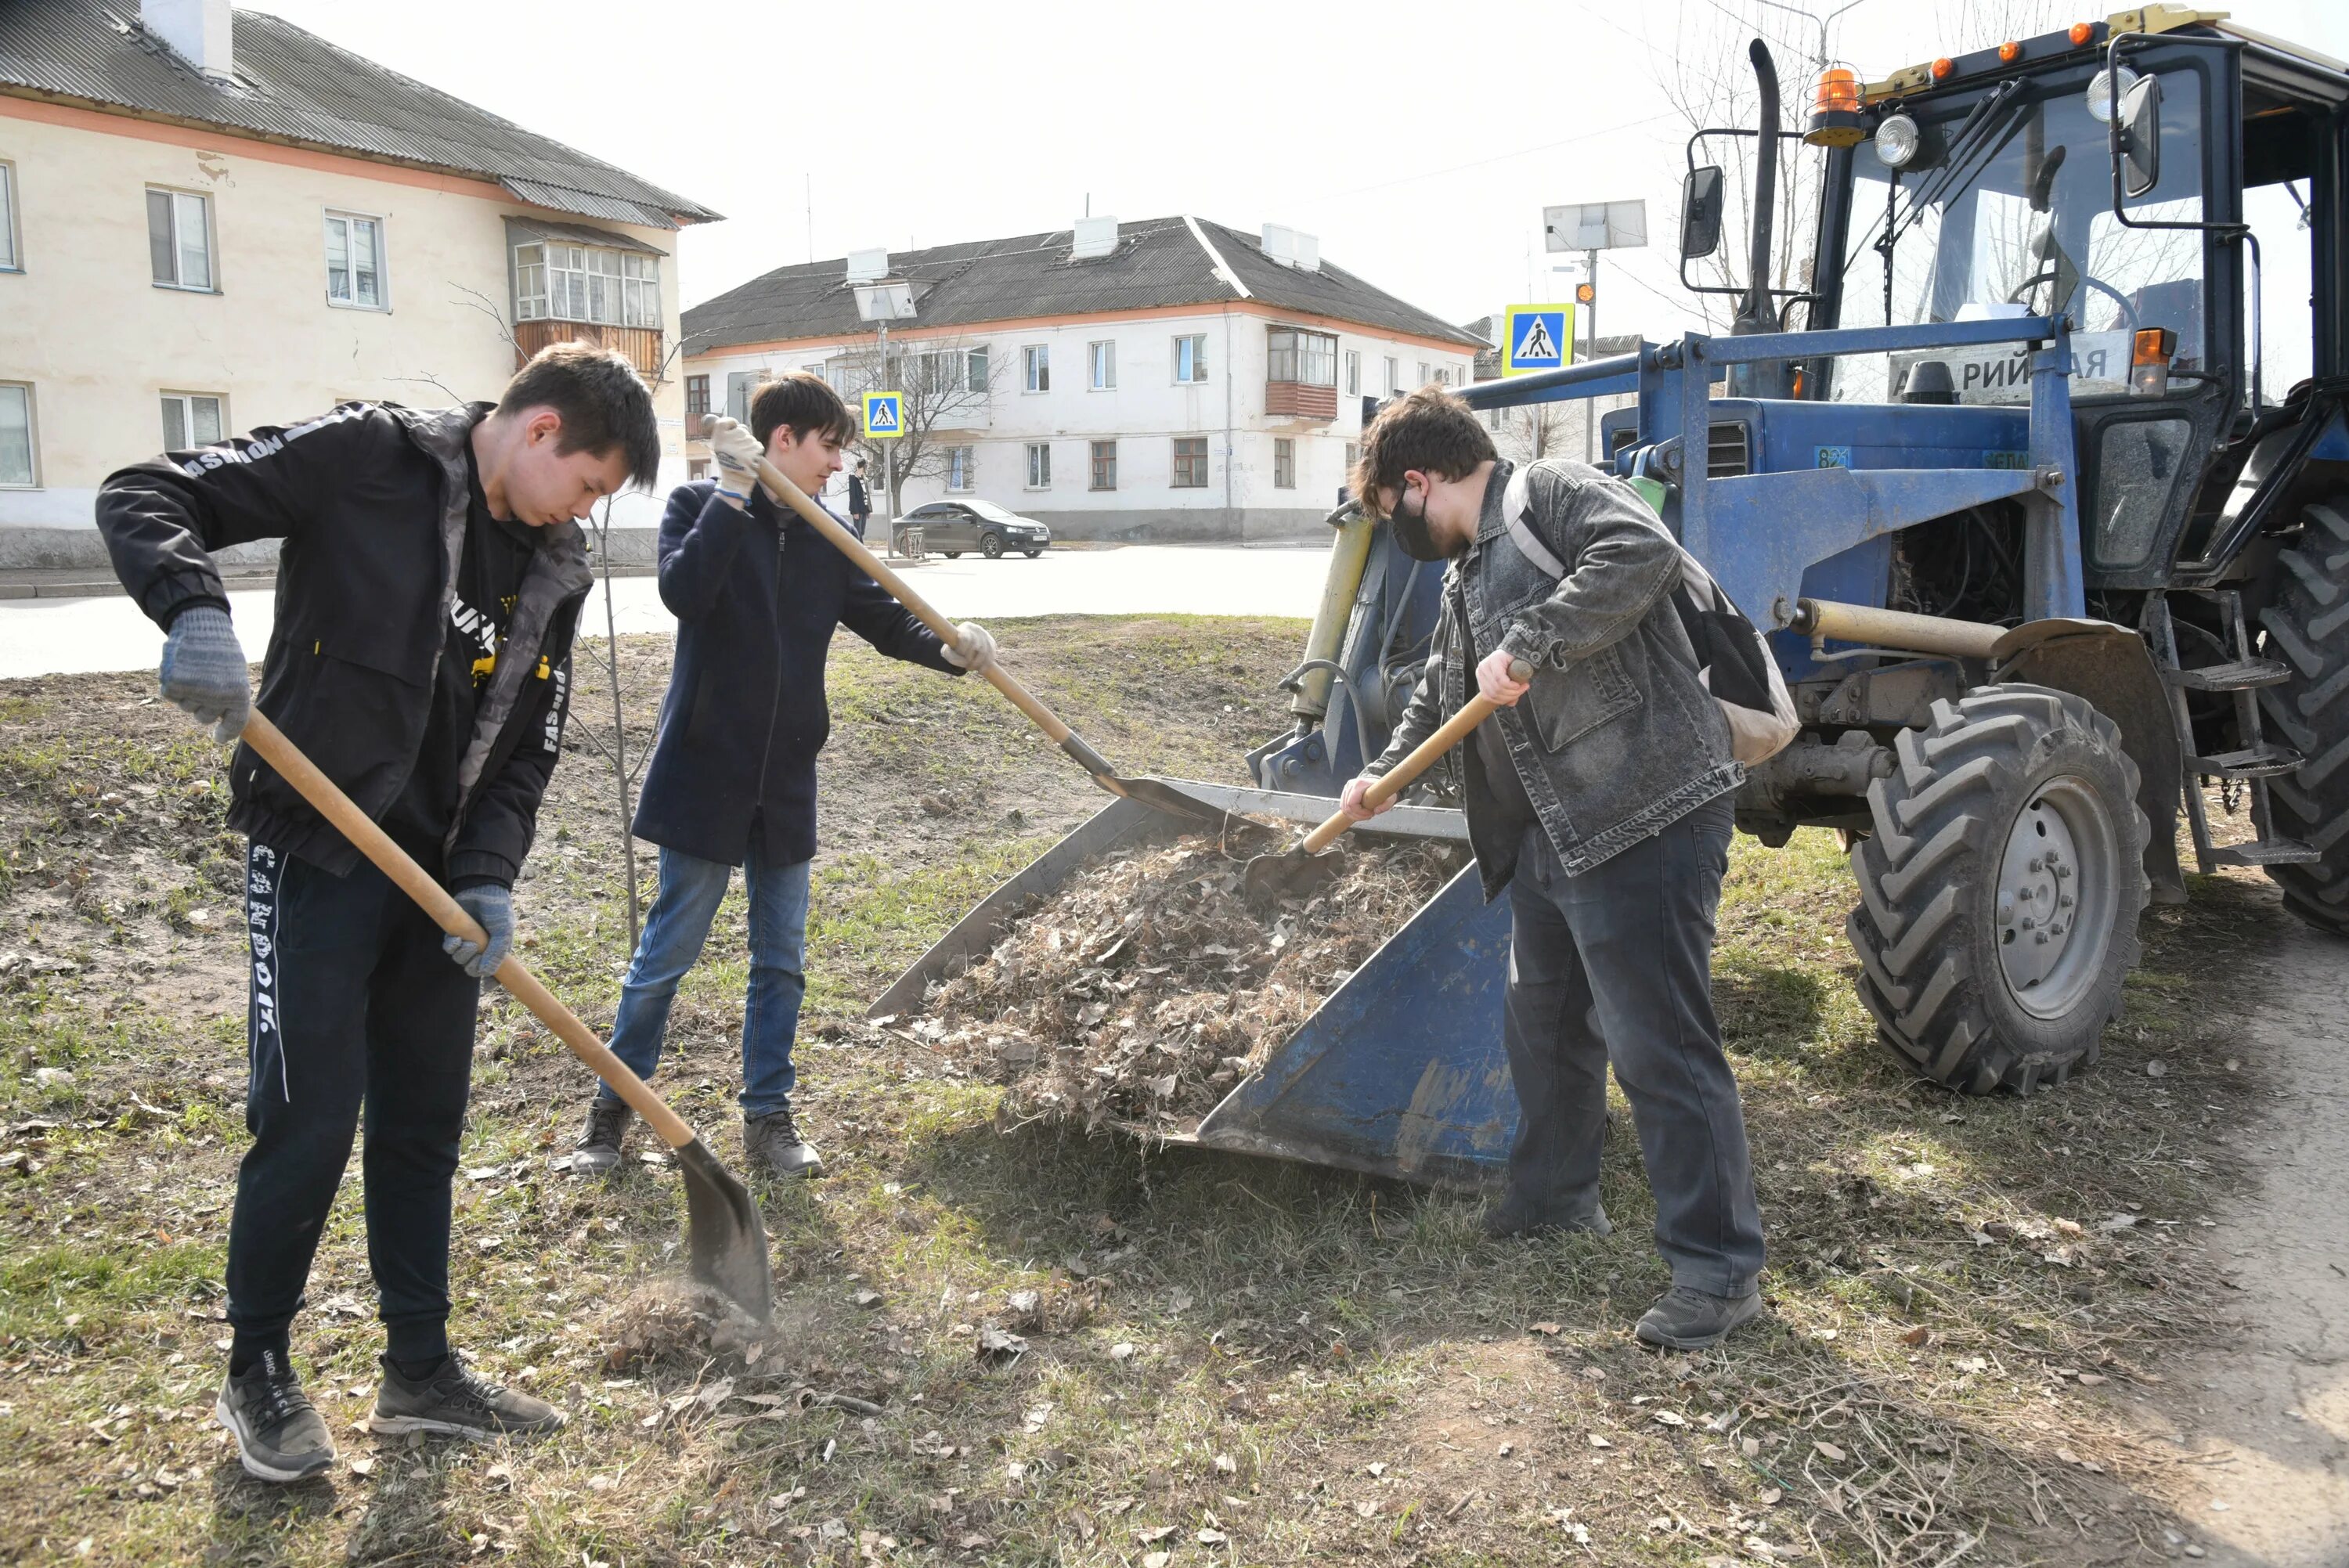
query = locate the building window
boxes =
[0,162,19,272]
[684,374,710,420]
[1384,355,1400,394]
[1343,442,1359,484]
[1090,440,1117,491]
[1417,361,1431,386]
[688,458,709,481]
[965,347,989,393]
[946,445,975,491]
[0,384,34,487]
[323,211,385,309]
[146,188,213,291]
[1088,340,1116,391]
[1023,344,1050,393]
[512,241,659,327]
[1174,334,1207,384]
[160,391,225,452]
[1025,442,1052,488]
[1344,350,1360,397]
[1268,329,1337,387]
[1273,438,1296,489]
[1171,437,1209,488]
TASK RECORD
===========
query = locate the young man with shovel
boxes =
[96,344,660,1481]
[569,374,994,1180]
[1337,388,1767,1351]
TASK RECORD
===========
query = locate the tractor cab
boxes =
[1793,5,2349,598]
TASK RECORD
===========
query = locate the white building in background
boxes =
[683,218,1485,542]
[0,0,718,568]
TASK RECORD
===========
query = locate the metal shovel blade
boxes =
[675,1136,776,1327]
[1112,773,1232,824]
[1241,840,1349,903]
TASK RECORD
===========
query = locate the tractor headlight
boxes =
[2086,65,2138,124]
[1873,112,1921,168]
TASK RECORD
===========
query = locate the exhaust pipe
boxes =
[1731,39,1795,398]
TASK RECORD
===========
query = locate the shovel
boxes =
[237,711,775,1328]
[1242,658,1532,903]
[702,415,1221,825]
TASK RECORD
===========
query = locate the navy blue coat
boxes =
[632,481,962,867]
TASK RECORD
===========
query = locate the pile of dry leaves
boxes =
[921,827,1466,1134]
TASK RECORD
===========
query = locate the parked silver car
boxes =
[900,499,1052,559]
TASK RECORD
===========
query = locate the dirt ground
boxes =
[0,614,2344,1567]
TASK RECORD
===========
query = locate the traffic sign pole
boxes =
[1585,249,1598,463]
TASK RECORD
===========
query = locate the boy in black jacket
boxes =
[96,343,659,1483]
[569,374,991,1180]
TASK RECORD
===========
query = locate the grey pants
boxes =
[1499,795,1766,1296]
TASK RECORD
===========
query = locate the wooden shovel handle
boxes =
[240,711,698,1150]
[710,418,1089,757]
[1299,659,1534,854]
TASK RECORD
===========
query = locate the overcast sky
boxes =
[252,0,2349,343]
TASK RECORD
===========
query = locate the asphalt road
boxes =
[0,543,1332,680]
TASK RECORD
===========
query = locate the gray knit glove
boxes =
[442,884,513,979]
[157,605,250,741]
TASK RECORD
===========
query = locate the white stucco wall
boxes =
[0,97,688,560]
[685,304,1474,539]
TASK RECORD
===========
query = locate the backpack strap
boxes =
[1496,465,1567,581]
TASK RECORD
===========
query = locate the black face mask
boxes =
[1387,483,1446,561]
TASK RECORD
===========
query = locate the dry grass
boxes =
[0,615,2289,1566]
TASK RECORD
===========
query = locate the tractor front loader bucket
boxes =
[867,778,1520,1190]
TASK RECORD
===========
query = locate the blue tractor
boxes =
[881,8,2347,1184]
[1250,7,2348,1098]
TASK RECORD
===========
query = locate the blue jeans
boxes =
[598,845,811,1119]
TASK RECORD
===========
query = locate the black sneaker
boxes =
[571,1098,632,1175]
[215,1350,335,1483]
[743,1104,821,1179]
[1635,1286,1764,1350]
[368,1353,565,1438]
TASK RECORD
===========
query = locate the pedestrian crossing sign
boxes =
[863,391,904,438]
[1502,304,1575,376]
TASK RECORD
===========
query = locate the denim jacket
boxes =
[1366,459,1743,898]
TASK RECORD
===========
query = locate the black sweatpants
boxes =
[1499,794,1766,1296]
[225,839,478,1363]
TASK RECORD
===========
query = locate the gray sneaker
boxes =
[571,1098,632,1174]
[215,1350,335,1482]
[1636,1285,1764,1350]
[368,1353,565,1438]
[744,1105,821,1179]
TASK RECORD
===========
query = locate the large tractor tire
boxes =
[1847,685,2149,1094]
[2257,496,2349,935]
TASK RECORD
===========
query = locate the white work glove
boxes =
[706,416,763,511]
[942,622,996,672]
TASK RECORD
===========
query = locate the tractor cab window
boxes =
[1837,68,2205,405]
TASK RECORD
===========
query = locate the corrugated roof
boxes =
[684,217,1484,353]
[0,1,719,228]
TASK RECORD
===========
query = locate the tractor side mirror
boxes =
[1680,165,1725,261]
[2119,74,2163,198]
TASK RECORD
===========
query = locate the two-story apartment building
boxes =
[681,217,1484,542]
[0,0,719,567]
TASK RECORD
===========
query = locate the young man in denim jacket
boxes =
[1340,388,1766,1350]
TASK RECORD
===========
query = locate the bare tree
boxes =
[830,335,1006,517]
